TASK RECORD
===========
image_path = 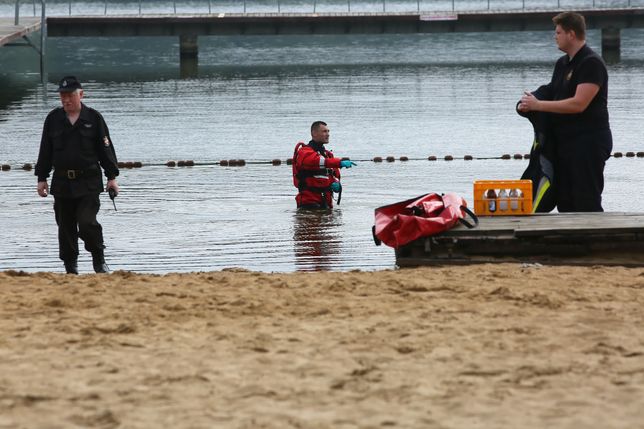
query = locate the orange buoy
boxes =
[626,152,635,158]
[427,156,437,161]
[464,155,473,161]
[613,152,623,158]
[373,157,383,163]
[513,154,523,160]
[166,161,176,167]
[444,155,453,161]
[22,163,32,170]
[220,160,229,166]
[501,154,511,160]
[386,156,395,162]
[272,159,282,166]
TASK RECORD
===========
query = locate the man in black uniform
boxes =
[36,76,120,274]
[518,12,612,212]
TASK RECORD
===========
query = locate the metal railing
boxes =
[13,0,639,18]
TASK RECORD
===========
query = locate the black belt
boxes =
[54,168,98,180]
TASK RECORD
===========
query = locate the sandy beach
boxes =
[1,264,644,428]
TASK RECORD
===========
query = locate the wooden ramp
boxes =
[0,17,41,47]
[396,213,644,267]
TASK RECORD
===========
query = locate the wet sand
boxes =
[1,264,644,428]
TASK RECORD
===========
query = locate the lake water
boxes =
[1,11,644,273]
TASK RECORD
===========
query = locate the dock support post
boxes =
[179,34,198,78]
[601,27,620,64]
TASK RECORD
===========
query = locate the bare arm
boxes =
[519,83,600,114]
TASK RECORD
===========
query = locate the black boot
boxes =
[64,260,79,275]
[92,250,110,274]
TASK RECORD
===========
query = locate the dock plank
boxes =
[0,17,41,47]
[395,212,644,267]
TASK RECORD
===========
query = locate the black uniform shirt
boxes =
[547,44,610,136]
[35,103,119,197]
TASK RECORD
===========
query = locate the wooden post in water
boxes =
[601,26,620,64]
[179,34,198,78]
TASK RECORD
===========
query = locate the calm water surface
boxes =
[1,25,643,273]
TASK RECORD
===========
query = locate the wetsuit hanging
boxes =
[517,87,557,213]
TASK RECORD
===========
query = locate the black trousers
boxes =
[555,128,612,212]
[53,194,104,262]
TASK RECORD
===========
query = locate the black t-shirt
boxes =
[544,44,610,135]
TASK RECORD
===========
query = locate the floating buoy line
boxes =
[2,152,643,172]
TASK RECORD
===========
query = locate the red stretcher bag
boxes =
[372,193,478,249]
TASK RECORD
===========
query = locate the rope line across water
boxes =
[2,152,643,171]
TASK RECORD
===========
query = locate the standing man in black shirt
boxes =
[36,76,120,274]
[518,12,612,212]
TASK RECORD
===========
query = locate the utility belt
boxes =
[54,167,99,180]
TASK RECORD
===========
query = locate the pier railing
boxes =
[12,0,643,18]
[14,0,43,24]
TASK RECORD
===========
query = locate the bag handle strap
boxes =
[458,205,479,229]
[372,225,382,246]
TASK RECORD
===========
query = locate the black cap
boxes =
[57,76,82,93]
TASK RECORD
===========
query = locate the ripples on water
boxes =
[1,158,641,273]
[1,19,644,272]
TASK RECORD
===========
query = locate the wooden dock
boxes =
[396,213,644,267]
[0,17,41,47]
[45,7,644,64]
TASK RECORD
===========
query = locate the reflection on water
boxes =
[293,209,342,271]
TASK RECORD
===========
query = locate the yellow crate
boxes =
[473,180,533,216]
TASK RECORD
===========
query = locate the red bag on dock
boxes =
[372,193,478,249]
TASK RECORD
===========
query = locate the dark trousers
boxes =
[555,129,612,212]
[54,194,104,262]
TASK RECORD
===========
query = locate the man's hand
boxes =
[37,181,48,197]
[330,182,342,193]
[519,91,539,112]
[340,160,357,168]
[106,179,119,197]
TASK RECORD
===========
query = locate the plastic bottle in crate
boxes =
[509,189,520,210]
[484,189,497,212]
[498,189,509,211]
